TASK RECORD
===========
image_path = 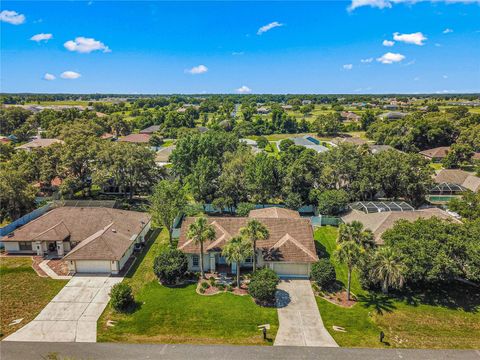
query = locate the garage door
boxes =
[75,260,111,273]
[272,263,309,277]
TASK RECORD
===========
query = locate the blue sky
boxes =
[1,1,479,94]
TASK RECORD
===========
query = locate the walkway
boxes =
[38,260,72,280]
[274,279,338,347]
[3,275,122,343]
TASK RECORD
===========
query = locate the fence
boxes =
[0,203,53,239]
[310,215,343,227]
[202,203,316,215]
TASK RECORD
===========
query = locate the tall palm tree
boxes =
[334,240,362,301]
[240,219,269,272]
[338,221,375,249]
[187,217,216,279]
[371,246,406,294]
[222,236,253,288]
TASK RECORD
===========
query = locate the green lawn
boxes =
[97,229,279,345]
[0,257,67,338]
[314,226,480,349]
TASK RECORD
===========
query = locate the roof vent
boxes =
[7,233,14,238]
[111,229,117,233]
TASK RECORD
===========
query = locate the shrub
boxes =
[236,202,255,217]
[279,139,295,152]
[257,136,269,149]
[199,287,205,294]
[227,285,233,292]
[310,259,336,288]
[110,283,134,312]
[209,277,216,286]
[153,248,188,285]
[217,284,225,291]
[248,268,279,304]
[201,281,210,289]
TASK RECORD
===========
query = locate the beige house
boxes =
[15,138,64,151]
[2,207,151,274]
[434,169,480,193]
[178,208,318,277]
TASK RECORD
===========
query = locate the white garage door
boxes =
[272,263,309,277]
[75,260,111,273]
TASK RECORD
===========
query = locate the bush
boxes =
[217,284,225,291]
[201,281,210,289]
[209,277,216,286]
[153,248,188,285]
[248,268,280,304]
[257,136,269,149]
[236,202,256,217]
[110,283,134,312]
[199,287,205,294]
[227,285,233,292]
[310,259,336,288]
[279,139,295,152]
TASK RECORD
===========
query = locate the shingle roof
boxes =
[341,208,460,244]
[332,137,368,146]
[16,138,64,150]
[419,146,450,159]
[139,125,161,134]
[178,216,318,263]
[2,207,151,261]
[155,145,176,163]
[118,133,151,143]
[435,169,480,192]
[249,207,301,219]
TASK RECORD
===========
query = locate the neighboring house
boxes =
[302,100,312,105]
[433,169,480,193]
[383,104,398,110]
[139,125,161,134]
[100,132,115,140]
[1,206,151,274]
[178,207,318,277]
[15,138,64,151]
[378,111,407,120]
[155,145,176,166]
[332,136,368,146]
[341,207,460,244]
[118,133,151,144]
[290,135,329,153]
[420,146,480,163]
[257,107,270,114]
[340,111,361,122]
[368,144,397,154]
[281,105,293,111]
[0,136,11,144]
[240,138,262,154]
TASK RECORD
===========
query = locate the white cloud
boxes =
[377,52,406,64]
[232,51,244,56]
[64,37,110,53]
[443,28,454,34]
[185,65,208,75]
[393,32,427,45]
[443,74,448,78]
[60,71,81,79]
[0,10,26,25]
[236,85,252,94]
[349,0,480,11]
[257,21,283,35]
[43,73,56,81]
[30,33,53,42]
[343,64,353,70]
[361,57,374,63]
[383,40,395,47]
[435,43,443,47]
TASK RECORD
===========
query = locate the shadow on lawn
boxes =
[357,293,396,315]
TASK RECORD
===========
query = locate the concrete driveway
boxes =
[274,279,338,347]
[4,275,122,343]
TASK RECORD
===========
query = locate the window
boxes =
[19,242,32,251]
[192,255,199,267]
[245,256,253,264]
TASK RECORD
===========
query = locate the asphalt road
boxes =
[1,342,479,360]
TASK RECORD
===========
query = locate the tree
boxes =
[334,240,362,301]
[153,248,188,285]
[443,144,474,169]
[278,139,294,152]
[222,236,253,287]
[187,217,216,279]
[245,153,280,204]
[315,189,349,215]
[338,221,375,249]
[240,219,269,272]
[110,283,135,312]
[248,268,280,304]
[360,110,376,131]
[448,191,480,220]
[256,136,269,149]
[149,133,164,147]
[315,113,342,136]
[371,246,406,294]
[149,180,187,246]
[310,259,336,288]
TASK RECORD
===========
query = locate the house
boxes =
[433,169,480,193]
[281,105,293,111]
[178,207,318,277]
[15,138,64,151]
[332,136,368,146]
[383,104,398,110]
[1,206,151,274]
[290,135,329,153]
[341,207,460,244]
[0,136,11,144]
[302,100,312,105]
[379,111,407,120]
[340,111,361,122]
[118,133,151,144]
[420,146,480,163]
[257,107,270,114]
[139,125,161,134]
[368,144,397,154]
[155,145,176,166]
[100,132,115,140]
[240,138,262,154]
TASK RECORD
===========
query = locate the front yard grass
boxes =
[98,228,279,345]
[0,257,67,338]
[314,226,480,349]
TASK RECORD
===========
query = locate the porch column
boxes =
[56,241,64,256]
[209,253,215,272]
[35,241,44,256]
[232,262,237,274]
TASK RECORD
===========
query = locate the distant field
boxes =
[24,100,91,106]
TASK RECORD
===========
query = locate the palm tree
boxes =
[222,236,253,288]
[371,246,406,294]
[240,219,269,272]
[334,240,362,301]
[338,221,375,249]
[187,217,216,279]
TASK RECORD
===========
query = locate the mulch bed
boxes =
[31,256,48,277]
[47,259,69,276]
[196,280,249,296]
[232,284,249,296]
[323,290,357,308]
